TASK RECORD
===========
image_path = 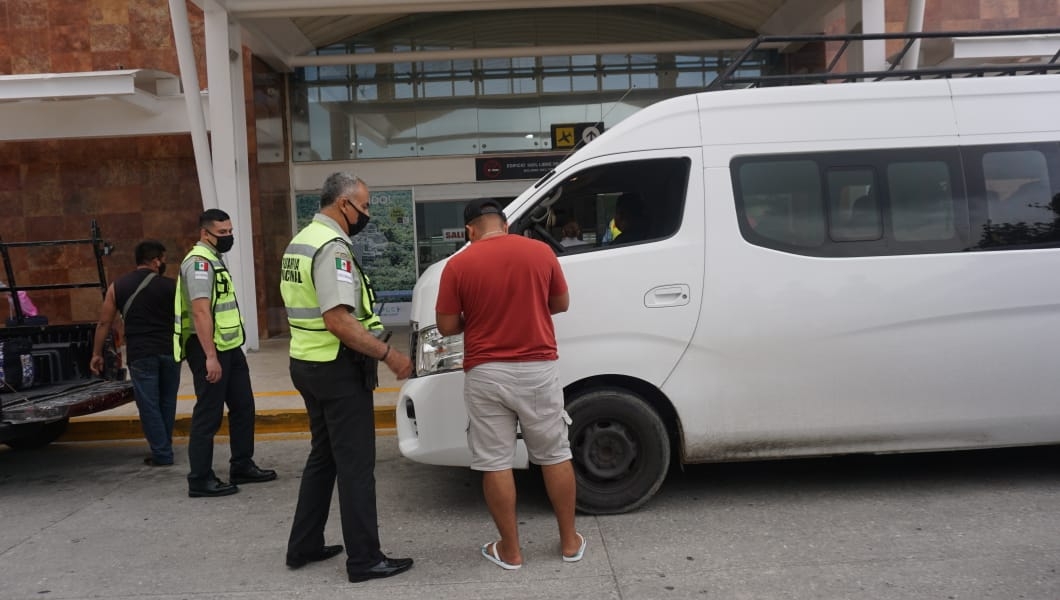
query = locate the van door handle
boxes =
[644,284,690,308]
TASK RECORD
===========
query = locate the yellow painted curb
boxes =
[62,407,397,442]
[175,388,400,400]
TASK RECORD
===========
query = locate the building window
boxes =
[289,9,778,161]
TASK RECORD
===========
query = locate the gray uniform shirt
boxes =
[180,242,222,303]
[310,214,362,316]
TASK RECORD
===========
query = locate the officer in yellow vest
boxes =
[174,208,276,498]
[281,172,414,583]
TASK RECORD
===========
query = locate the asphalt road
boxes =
[1,435,1058,599]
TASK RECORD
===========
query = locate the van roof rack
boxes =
[707,28,1060,90]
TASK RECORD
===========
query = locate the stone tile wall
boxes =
[0,1,290,337]
[822,0,1057,78]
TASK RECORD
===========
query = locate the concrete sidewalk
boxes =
[63,327,411,442]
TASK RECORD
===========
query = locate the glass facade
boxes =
[289,8,776,162]
[288,8,779,276]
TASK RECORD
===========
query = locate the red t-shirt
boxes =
[436,234,568,371]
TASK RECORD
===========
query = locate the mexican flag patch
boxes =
[335,256,354,284]
[193,259,211,280]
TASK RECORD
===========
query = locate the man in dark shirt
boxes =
[91,240,181,466]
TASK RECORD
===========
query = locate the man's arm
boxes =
[89,284,119,376]
[190,297,223,383]
[548,292,570,315]
[435,263,463,336]
[436,312,463,336]
[322,307,412,380]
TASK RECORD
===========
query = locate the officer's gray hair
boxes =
[320,172,364,208]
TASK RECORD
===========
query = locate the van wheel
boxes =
[567,389,670,514]
[3,419,69,450]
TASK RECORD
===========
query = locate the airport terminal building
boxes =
[0,0,1056,344]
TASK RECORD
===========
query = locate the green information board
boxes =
[294,189,416,296]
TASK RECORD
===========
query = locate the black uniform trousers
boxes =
[185,336,256,483]
[287,347,384,573]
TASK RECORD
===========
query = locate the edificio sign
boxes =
[475,154,565,181]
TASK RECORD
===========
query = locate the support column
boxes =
[846,0,888,73]
[203,1,260,350]
[167,0,217,209]
[901,0,927,69]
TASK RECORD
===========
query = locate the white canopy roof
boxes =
[0,70,208,142]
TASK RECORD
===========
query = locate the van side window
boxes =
[734,147,972,257]
[738,160,824,247]
[887,161,956,242]
[514,158,690,253]
[827,168,880,242]
[973,149,1059,249]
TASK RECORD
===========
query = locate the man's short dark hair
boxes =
[135,240,166,265]
[199,208,231,229]
[320,172,363,208]
[615,193,644,218]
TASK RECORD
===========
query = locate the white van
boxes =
[396,64,1060,514]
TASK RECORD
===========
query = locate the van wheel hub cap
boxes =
[581,421,637,480]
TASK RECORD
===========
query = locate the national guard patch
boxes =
[193,259,210,280]
[335,256,354,284]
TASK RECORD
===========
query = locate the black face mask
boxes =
[157,261,167,277]
[213,234,235,254]
[344,203,370,236]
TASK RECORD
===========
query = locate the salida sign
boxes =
[442,228,465,242]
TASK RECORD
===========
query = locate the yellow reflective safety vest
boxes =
[602,218,621,244]
[173,244,245,361]
[280,220,383,362]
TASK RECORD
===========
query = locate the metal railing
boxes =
[0,221,114,326]
[707,28,1060,90]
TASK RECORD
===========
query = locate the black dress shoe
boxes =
[286,544,344,569]
[143,457,174,467]
[188,477,239,498]
[230,464,277,484]
[348,557,413,583]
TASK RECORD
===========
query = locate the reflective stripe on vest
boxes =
[280,221,382,362]
[172,245,245,361]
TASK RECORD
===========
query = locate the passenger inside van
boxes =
[560,220,589,247]
[845,192,881,239]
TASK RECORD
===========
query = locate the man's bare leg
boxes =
[482,469,523,565]
[541,460,581,556]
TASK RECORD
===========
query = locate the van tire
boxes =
[3,418,69,450]
[567,388,670,514]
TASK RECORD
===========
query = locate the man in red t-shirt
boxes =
[436,198,585,570]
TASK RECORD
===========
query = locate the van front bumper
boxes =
[396,371,529,468]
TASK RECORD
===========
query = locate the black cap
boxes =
[464,198,506,225]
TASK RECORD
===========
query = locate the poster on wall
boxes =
[294,189,416,325]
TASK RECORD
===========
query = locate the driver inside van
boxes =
[609,192,649,245]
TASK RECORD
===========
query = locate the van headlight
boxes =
[415,325,464,377]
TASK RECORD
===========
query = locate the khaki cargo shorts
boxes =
[464,361,572,471]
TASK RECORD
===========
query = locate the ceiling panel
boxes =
[217,0,839,69]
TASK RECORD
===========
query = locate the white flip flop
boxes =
[481,541,522,570]
[562,533,587,562]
